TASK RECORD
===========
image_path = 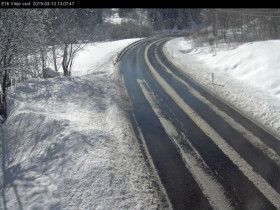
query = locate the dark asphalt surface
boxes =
[119,37,280,210]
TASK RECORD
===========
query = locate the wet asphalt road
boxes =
[119,37,280,210]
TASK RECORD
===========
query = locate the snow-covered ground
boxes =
[164,37,280,137]
[103,9,149,26]
[3,34,280,210]
[0,39,166,210]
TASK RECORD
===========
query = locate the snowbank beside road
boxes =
[164,37,280,136]
[72,39,141,76]
[174,39,280,98]
[0,39,165,210]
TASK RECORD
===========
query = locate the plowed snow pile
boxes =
[0,39,164,210]
[164,38,280,136]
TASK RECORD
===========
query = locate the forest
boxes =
[1,8,280,120]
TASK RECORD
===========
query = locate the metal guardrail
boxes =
[114,37,153,65]
[114,35,183,65]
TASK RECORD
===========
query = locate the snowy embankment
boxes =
[0,39,165,209]
[164,38,280,137]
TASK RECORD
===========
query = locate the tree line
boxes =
[192,9,280,46]
[0,8,206,121]
[0,9,102,119]
[147,8,203,31]
[0,9,149,119]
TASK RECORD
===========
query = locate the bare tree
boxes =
[0,9,46,119]
[45,9,86,76]
[195,8,280,47]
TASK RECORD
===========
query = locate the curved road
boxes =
[119,37,280,210]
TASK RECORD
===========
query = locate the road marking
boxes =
[161,40,280,142]
[138,78,233,210]
[144,40,280,209]
[129,112,173,210]
[154,43,280,168]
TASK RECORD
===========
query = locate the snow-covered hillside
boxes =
[103,9,149,26]
[164,38,280,137]
[0,39,166,210]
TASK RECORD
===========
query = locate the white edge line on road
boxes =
[144,40,280,209]
[154,42,280,168]
[161,40,280,142]
[117,70,173,209]
[129,112,173,210]
[137,78,233,210]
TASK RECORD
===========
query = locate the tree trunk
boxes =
[40,49,46,78]
[241,16,244,41]
[97,9,103,24]
[1,70,8,119]
[213,9,218,38]
[52,45,58,73]
[62,43,69,76]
